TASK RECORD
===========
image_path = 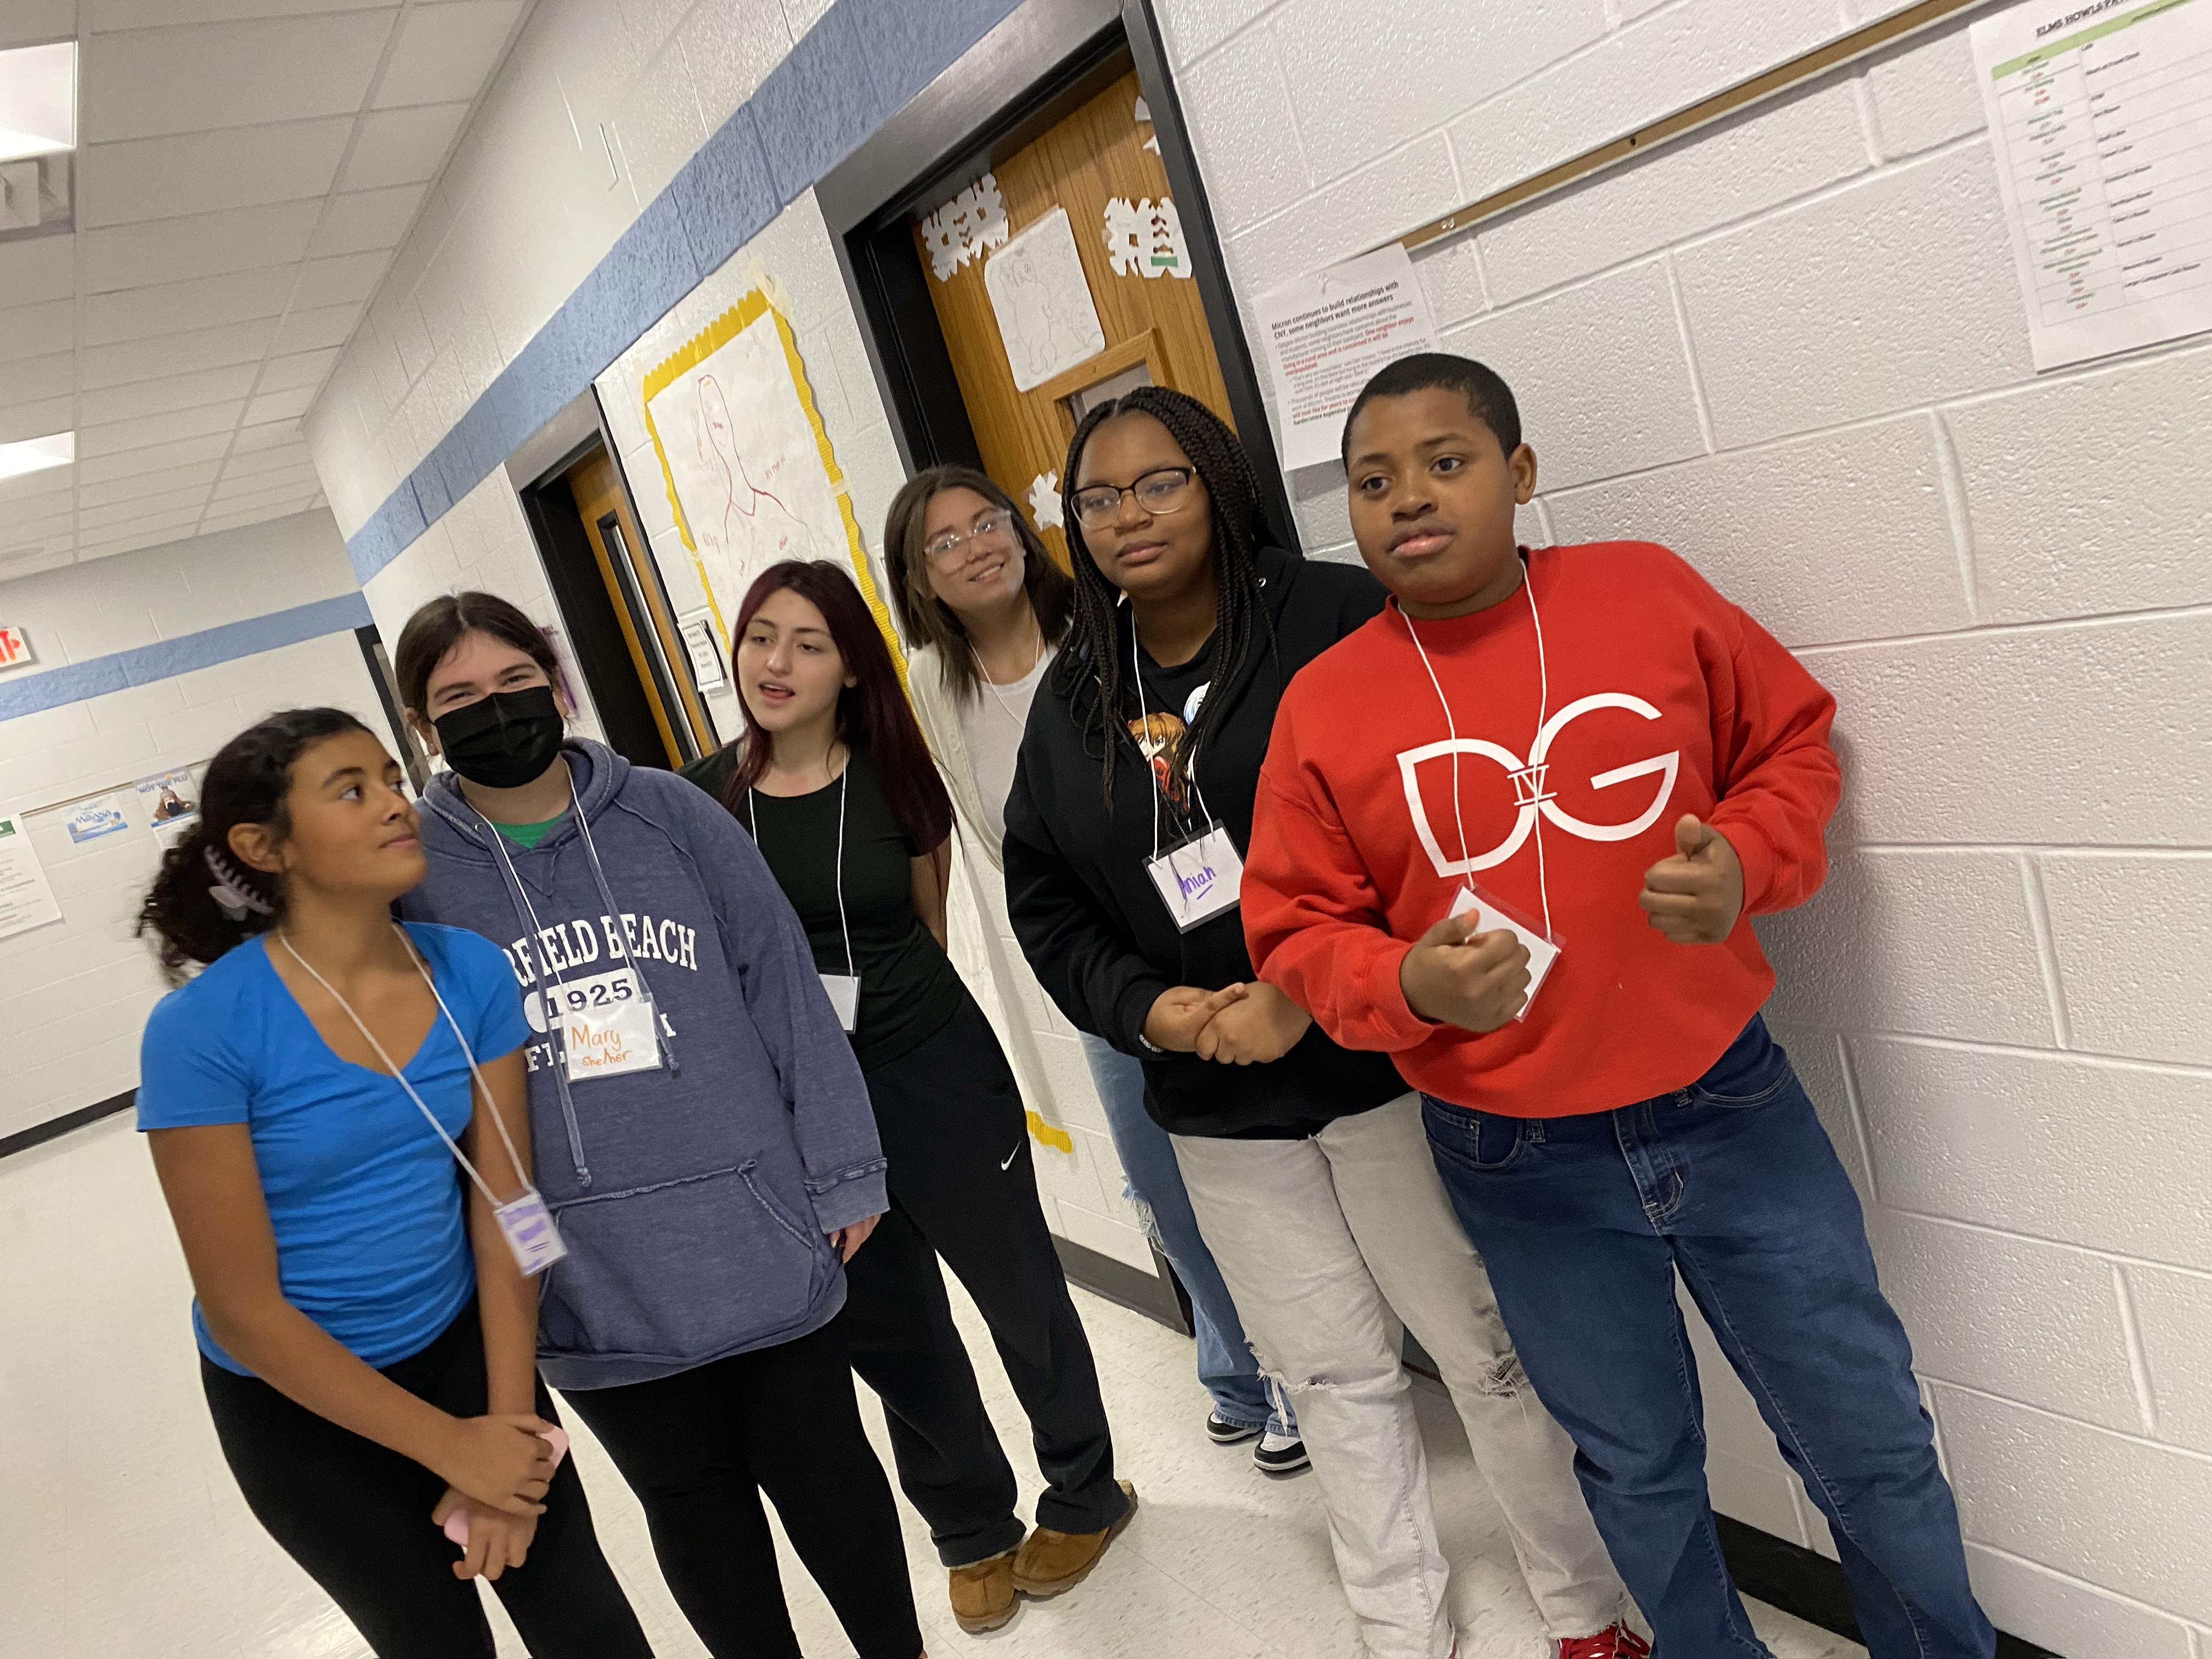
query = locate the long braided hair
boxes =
[1056,386,1267,805]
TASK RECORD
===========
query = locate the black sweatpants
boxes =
[560,1318,922,1659]
[843,991,1125,1566]
[201,1304,650,1659]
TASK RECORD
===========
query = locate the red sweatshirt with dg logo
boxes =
[1243,540,1840,1119]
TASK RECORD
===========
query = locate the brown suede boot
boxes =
[1009,1480,1138,1598]
[948,1548,1019,1634]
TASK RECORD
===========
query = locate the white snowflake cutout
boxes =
[1133,95,1160,155]
[1147,196,1190,279]
[1028,471,1064,532]
[919,205,960,282]
[1103,197,1146,276]
[970,172,1009,257]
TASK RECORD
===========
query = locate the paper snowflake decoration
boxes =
[1103,197,1146,276]
[1148,197,1190,279]
[1028,471,1064,532]
[920,172,1008,283]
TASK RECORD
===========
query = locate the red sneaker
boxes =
[1557,1623,1651,1659]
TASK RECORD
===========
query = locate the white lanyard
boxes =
[1400,560,1564,1011]
[481,785,664,1080]
[279,926,567,1275]
[1131,607,1243,930]
[972,630,1046,736]
[747,762,860,1030]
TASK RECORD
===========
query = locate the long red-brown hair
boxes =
[716,560,953,851]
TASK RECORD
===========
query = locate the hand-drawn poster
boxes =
[640,290,902,670]
[985,206,1107,392]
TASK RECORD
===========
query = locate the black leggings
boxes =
[560,1317,922,1659]
[201,1304,650,1659]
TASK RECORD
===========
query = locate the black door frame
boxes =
[819,0,1297,556]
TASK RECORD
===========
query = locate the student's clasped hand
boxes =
[1399,915,1531,1032]
[1195,980,1313,1065]
[437,1413,560,1516]
[1638,815,1745,944]
[1143,984,1246,1051]
[432,1487,537,1581]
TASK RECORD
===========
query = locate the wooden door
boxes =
[913,67,1235,569]
[565,449,715,764]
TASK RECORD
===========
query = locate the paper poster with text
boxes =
[1254,245,1441,472]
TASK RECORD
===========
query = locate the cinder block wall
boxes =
[1161,0,2212,1646]
[0,511,391,1138]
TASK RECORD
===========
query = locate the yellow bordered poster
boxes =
[639,290,904,677]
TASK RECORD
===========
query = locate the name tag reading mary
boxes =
[1146,822,1243,933]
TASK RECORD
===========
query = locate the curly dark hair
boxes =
[136,708,371,982]
[1056,386,1266,804]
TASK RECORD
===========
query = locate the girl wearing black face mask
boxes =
[392,592,930,1659]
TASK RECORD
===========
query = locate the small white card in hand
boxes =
[1449,887,1561,1018]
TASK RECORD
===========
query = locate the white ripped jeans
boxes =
[1173,1093,1626,1659]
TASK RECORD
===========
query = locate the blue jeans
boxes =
[1079,1034,1291,1436]
[1423,1018,1993,1659]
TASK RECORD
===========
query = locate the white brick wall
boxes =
[0,512,386,1138]
[1162,1,2211,1646]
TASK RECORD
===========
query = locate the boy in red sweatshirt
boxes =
[1243,353,1993,1659]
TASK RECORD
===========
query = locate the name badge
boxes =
[1146,822,1243,933]
[531,966,664,1080]
[1449,885,1562,1019]
[493,1188,568,1276]
[821,972,861,1032]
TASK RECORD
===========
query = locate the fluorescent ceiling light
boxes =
[0,43,76,164]
[0,431,72,481]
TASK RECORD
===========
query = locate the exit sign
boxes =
[0,628,33,669]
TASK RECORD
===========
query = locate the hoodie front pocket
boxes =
[538,1161,834,1362]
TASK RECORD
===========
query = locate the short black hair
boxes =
[1341,352,1521,464]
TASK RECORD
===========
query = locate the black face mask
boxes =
[433,685,565,790]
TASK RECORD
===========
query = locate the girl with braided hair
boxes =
[1002,387,1630,1659]
[133,708,650,1657]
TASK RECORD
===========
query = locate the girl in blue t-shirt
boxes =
[134,707,650,1659]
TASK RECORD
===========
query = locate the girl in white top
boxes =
[884,465,1301,1470]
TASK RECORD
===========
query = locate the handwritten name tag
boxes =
[1147,823,1244,933]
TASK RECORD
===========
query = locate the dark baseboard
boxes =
[1715,1515,2059,1658]
[1052,1234,1188,1331]
[0,1092,136,1162]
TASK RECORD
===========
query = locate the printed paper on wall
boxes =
[985,206,1108,392]
[0,813,61,939]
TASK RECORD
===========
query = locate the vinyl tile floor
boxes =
[1,1116,1869,1659]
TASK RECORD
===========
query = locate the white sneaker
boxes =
[1252,1429,1310,1474]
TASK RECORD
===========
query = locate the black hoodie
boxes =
[1004,547,1408,1138]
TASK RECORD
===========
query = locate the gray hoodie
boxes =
[398,739,887,1390]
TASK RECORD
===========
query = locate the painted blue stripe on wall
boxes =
[0,594,376,723]
[343,0,1023,588]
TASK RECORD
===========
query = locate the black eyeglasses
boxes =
[1070,467,1196,531]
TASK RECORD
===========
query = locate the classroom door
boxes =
[913,66,1237,568]
[564,449,717,764]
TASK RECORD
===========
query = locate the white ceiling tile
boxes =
[244,385,316,426]
[207,484,318,520]
[80,318,277,388]
[84,199,322,294]
[232,417,301,452]
[0,301,73,364]
[270,301,363,354]
[83,264,298,344]
[0,350,72,406]
[91,0,382,28]
[341,101,470,191]
[255,346,340,393]
[76,518,205,556]
[80,400,244,458]
[215,456,318,493]
[373,1,522,108]
[79,363,261,425]
[292,250,391,310]
[222,438,313,477]
[78,431,232,481]
[80,486,212,529]
[0,547,73,577]
[0,396,72,443]
[0,1,76,50]
[79,459,223,507]
[0,465,71,509]
[81,119,352,227]
[0,235,75,308]
[83,12,397,142]
[0,505,74,547]
[309,183,428,257]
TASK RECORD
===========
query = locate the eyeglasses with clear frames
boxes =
[1070,466,1196,531]
[924,510,1016,568]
